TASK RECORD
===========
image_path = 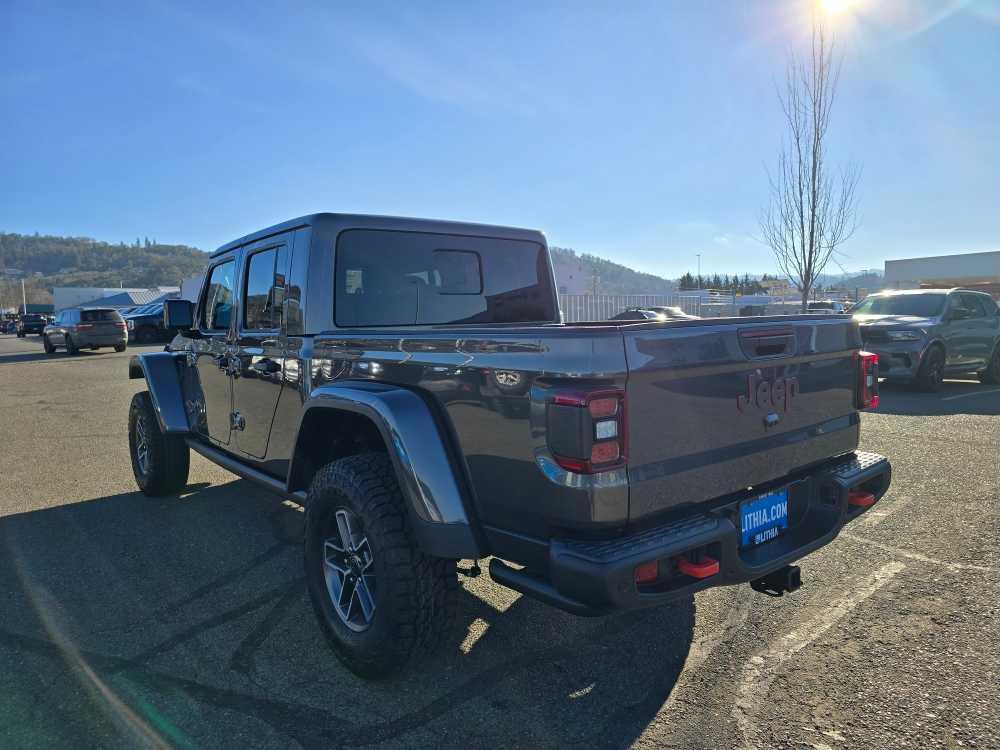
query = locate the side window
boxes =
[201,261,236,331]
[972,295,995,318]
[960,293,986,318]
[243,247,283,330]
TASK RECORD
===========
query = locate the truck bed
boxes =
[309,313,862,541]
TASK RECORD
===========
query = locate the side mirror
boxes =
[164,299,195,333]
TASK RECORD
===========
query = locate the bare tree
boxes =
[759,22,860,312]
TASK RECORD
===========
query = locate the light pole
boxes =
[696,254,702,287]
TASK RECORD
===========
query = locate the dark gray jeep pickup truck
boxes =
[127,213,891,677]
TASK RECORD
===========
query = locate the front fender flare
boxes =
[293,381,481,560]
[128,352,190,434]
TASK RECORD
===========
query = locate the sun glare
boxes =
[820,0,858,15]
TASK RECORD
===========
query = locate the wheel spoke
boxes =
[355,576,375,622]
[324,536,346,555]
[335,509,355,551]
[355,537,373,570]
[339,575,357,619]
[325,565,345,605]
[323,543,349,573]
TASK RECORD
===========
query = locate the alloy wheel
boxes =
[323,508,376,632]
[134,415,150,475]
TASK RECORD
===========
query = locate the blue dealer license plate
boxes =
[740,488,789,547]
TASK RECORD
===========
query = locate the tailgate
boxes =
[80,311,123,335]
[624,316,861,523]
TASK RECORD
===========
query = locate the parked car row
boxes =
[4,301,175,352]
[605,289,1000,393]
[608,305,701,322]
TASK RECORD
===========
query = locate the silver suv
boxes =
[853,289,1000,390]
[43,308,128,355]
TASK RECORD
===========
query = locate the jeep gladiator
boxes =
[127,213,891,677]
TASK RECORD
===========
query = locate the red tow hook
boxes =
[848,490,876,508]
[677,555,720,579]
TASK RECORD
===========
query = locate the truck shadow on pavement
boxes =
[875,379,1000,417]
[0,479,694,749]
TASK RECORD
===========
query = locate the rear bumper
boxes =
[75,333,127,346]
[495,451,891,615]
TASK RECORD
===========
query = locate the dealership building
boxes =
[884,250,1000,299]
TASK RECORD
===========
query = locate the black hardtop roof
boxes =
[210,213,547,258]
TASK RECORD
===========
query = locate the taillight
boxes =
[856,351,879,409]
[115,322,126,329]
[547,388,627,474]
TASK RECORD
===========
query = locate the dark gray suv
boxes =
[43,308,128,354]
[853,289,1000,390]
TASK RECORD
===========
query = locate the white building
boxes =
[884,250,1000,289]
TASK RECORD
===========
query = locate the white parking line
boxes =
[857,492,911,528]
[941,388,1000,401]
[842,532,997,573]
[732,561,905,750]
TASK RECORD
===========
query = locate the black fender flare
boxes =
[291,381,481,560]
[128,352,191,434]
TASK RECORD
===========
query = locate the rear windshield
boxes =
[81,309,123,322]
[334,229,556,326]
[23,314,44,321]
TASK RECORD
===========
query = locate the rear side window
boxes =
[334,230,554,326]
[202,261,236,331]
[965,294,995,318]
[243,245,287,330]
[81,309,122,322]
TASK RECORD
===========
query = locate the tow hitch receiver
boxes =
[750,564,802,597]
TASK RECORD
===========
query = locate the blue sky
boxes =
[2,0,998,279]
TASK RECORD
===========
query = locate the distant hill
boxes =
[550,246,677,295]
[817,269,884,292]
[0,232,207,290]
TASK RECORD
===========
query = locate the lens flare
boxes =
[820,0,859,15]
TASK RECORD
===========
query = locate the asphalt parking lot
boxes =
[1,332,998,750]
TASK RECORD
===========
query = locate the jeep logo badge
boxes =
[737,373,799,414]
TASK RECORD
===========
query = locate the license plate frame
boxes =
[740,488,789,547]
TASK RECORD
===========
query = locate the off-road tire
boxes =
[114,343,127,353]
[128,391,190,496]
[65,335,79,355]
[43,335,54,354]
[304,452,459,678]
[915,345,945,392]
[979,346,1000,385]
